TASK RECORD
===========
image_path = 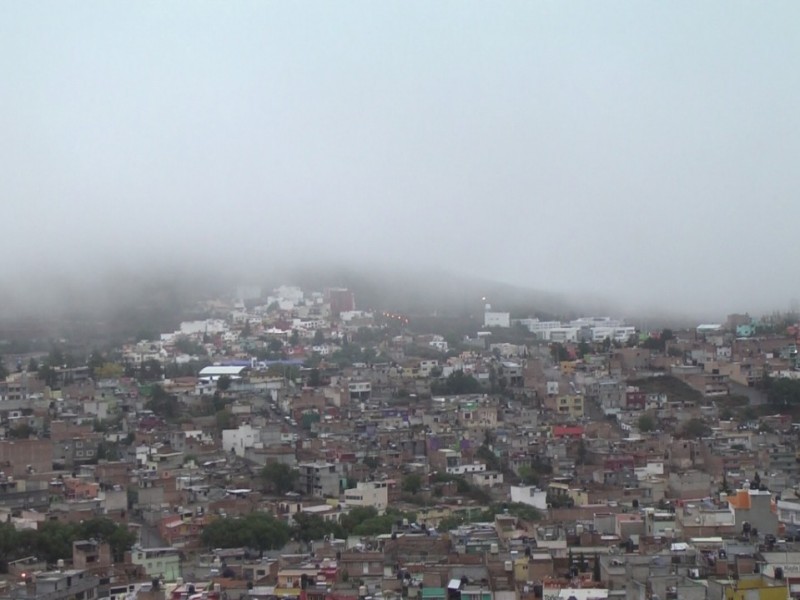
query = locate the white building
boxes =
[275,285,304,304]
[543,588,608,600]
[130,546,181,581]
[569,316,623,329]
[777,499,800,527]
[549,328,579,343]
[472,471,504,487]
[430,340,449,352]
[198,365,249,382]
[294,318,326,331]
[484,312,511,328]
[344,481,389,513]
[634,461,665,480]
[419,360,440,377]
[222,424,262,457]
[517,319,564,340]
[510,485,548,511]
[340,310,373,322]
[180,319,227,336]
[590,326,636,343]
[447,463,487,475]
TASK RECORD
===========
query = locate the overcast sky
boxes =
[2,2,798,318]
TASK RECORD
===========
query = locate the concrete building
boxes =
[517,319,563,339]
[25,569,100,600]
[298,462,343,498]
[484,312,510,328]
[327,288,355,316]
[348,380,371,402]
[510,485,548,510]
[344,481,389,513]
[129,546,181,582]
[222,424,261,457]
[0,439,53,478]
[555,395,584,419]
[728,488,779,536]
[668,470,712,499]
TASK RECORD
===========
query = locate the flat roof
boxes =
[199,365,248,376]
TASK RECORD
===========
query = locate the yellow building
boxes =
[559,361,578,375]
[414,505,457,527]
[711,575,787,600]
[556,395,584,418]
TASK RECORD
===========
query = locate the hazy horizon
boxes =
[3,2,799,320]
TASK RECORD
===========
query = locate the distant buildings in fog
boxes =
[484,309,635,343]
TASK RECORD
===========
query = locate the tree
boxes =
[339,506,379,534]
[313,329,325,345]
[75,518,137,562]
[27,357,38,373]
[145,385,180,420]
[476,444,501,471]
[637,414,656,432]
[95,362,124,379]
[293,512,345,542]
[678,418,712,439]
[7,423,34,439]
[215,409,234,431]
[402,473,423,495]
[307,369,322,387]
[127,487,139,510]
[37,363,58,388]
[767,378,800,407]
[0,356,8,381]
[216,375,231,391]
[201,513,290,552]
[87,350,105,377]
[139,358,164,382]
[431,371,481,395]
[576,439,589,465]
[48,346,66,368]
[518,465,539,486]
[260,462,298,495]
[438,515,466,531]
[0,518,135,566]
[550,343,570,362]
[363,456,380,470]
[94,441,120,462]
[348,509,416,536]
[174,336,205,356]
